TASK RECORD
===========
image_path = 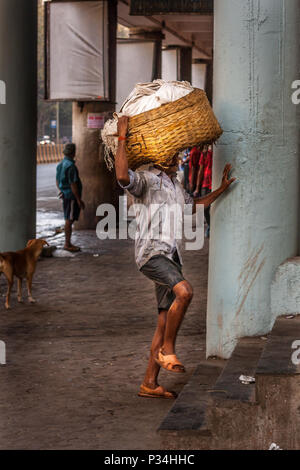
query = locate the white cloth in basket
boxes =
[101,80,194,169]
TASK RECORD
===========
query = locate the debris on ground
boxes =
[239,375,255,385]
[42,245,57,258]
[269,443,282,450]
[52,249,76,258]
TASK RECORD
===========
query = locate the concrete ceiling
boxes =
[118,0,213,59]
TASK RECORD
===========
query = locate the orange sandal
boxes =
[138,384,177,399]
[155,348,186,374]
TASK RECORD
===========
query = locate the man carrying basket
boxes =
[116,116,235,400]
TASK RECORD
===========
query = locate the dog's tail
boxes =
[0,255,4,272]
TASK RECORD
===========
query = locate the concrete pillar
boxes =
[73,0,117,230]
[205,60,213,104]
[0,0,37,251]
[73,102,118,229]
[207,0,300,358]
[178,47,192,83]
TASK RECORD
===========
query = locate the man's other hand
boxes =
[221,164,236,190]
[117,116,129,138]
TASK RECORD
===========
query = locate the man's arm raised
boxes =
[115,116,130,186]
[193,164,236,213]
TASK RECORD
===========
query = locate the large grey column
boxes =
[0,0,37,250]
[207,0,300,358]
[73,0,117,229]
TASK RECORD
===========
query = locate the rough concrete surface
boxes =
[271,258,300,318]
[0,227,209,449]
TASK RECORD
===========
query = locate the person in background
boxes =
[56,143,85,252]
[182,148,190,191]
[189,145,202,194]
[194,144,213,237]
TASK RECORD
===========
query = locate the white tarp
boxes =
[117,41,155,110]
[192,63,207,91]
[162,49,178,82]
[49,1,109,100]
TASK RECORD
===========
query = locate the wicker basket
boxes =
[125,88,223,170]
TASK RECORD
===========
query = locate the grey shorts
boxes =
[140,252,185,312]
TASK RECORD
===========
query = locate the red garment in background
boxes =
[189,147,201,185]
[199,150,213,190]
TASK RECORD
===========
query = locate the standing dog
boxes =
[0,239,49,309]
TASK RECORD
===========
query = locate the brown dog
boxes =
[0,239,49,309]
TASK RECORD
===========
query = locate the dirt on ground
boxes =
[0,227,209,449]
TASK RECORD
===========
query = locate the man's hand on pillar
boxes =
[221,164,236,190]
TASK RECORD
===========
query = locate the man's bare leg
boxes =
[160,281,193,370]
[142,310,167,389]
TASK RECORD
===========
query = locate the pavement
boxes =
[0,163,209,450]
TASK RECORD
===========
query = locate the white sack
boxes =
[101,80,194,168]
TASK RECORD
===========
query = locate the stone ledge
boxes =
[210,338,265,403]
[256,316,300,376]
[271,257,300,317]
[158,361,223,435]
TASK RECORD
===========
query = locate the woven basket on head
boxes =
[125,88,223,170]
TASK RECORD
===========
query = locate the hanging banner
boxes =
[87,114,105,129]
[45,1,112,101]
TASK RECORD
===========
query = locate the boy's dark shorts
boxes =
[63,197,80,222]
[140,252,185,312]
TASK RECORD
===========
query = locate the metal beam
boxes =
[130,0,213,16]
[170,21,213,33]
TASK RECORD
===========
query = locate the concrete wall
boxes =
[207,0,300,358]
[0,0,37,250]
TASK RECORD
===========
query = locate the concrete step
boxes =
[211,337,265,403]
[205,337,266,450]
[256,315,300,376]
[159,338,266,449]
[159,317,300,449]
[158,360,224,450]
[254,315,300,450]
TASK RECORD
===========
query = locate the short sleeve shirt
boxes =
[119,167,194,269]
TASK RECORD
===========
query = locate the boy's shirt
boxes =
[56,157,82,199]
[199,151,213,190]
